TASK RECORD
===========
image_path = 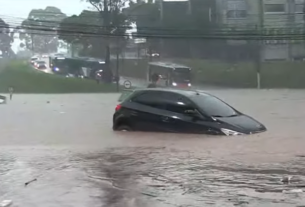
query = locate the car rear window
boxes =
[118,90,135,102]
[191,94,237,117]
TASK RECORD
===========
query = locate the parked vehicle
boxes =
[30,57,38,65]
[34,60,47,69]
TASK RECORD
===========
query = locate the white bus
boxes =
[147,61,192,88]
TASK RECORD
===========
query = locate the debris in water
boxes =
[141,192,157,197]
[281,176,293,184]
[25,178,37,186]
[282,189,303,194]
[0,200,12,207]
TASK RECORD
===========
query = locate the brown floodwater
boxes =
[0,91,305,207]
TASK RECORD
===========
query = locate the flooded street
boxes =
[1,90,305,206]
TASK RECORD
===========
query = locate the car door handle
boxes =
[130,111,138,116]
[161,116,171,122]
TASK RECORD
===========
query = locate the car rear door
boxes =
[127,91,169,132]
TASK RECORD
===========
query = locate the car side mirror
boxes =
[184,109,200,118]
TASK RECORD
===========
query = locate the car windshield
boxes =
[173,68,191,82]
[191,94,238,117]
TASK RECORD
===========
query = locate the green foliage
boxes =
[20,7,66,53]
[125,1,160,51]
[0,18,14,57]
[0,61,118,93]
[125,0,221,56]
[58,0,131,58]
[58,11,102,44]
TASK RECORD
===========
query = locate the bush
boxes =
[0,61,119,93]
[117,58,305,88]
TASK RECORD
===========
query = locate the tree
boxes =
[124,0,160,58]
[85,0,131,82]
[0,18,15,57]
[126,0,220,58]
[58,10,104,57]
[20,6,66,54]
[58,1,131,82]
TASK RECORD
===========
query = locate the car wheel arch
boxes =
[114,118,133,130]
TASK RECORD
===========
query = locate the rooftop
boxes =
[135,87,210,97]
[148,61,190,69]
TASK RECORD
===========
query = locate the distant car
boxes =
[146,53,160,57]
[41,54,48,58]
[34,60,47,69]
[30,57,38,64]
[37,64,47,70]
[0,95,6,104]
[113,88,267,135]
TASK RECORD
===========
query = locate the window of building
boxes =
[226,10,247,18]
[264,4,285,13]
[226,0,247,18]
[295,4,304,13]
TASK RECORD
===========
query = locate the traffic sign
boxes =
[0,95,6,104]
[123,80,132,89]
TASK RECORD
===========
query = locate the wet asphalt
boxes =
[1,90,305,207]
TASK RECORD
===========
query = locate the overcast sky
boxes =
[0,0,89,19]
[0,0,89,52]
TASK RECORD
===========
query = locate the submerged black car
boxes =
[113,88,266,135]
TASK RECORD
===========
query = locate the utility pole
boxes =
[287,0,294,60]
[116,39,120,92]
[256,0,264,89]
[30,22,34,55]
[31,34,34,54]
[102,0,112,83]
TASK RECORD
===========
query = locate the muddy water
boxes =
[1,91,305,206]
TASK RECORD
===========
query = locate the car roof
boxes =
[133,88,211,98]
[148,61,190,69]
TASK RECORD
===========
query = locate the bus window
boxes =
[173,68,191,82]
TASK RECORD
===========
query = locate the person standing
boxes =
[8,86,14,100]
[147,73,159,88]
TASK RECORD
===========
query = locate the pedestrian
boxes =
[8,86,14,100]
[147,73,159,88]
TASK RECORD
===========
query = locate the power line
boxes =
[1,17,305,40]
[3,24,305,40]
[1,13,304,33]
[2,16,305,38]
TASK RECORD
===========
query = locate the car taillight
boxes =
[115,104,122,111]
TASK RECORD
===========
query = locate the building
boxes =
[219,0,305,60]
[263,0,305,60]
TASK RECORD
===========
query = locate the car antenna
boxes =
[194,90,200,95]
